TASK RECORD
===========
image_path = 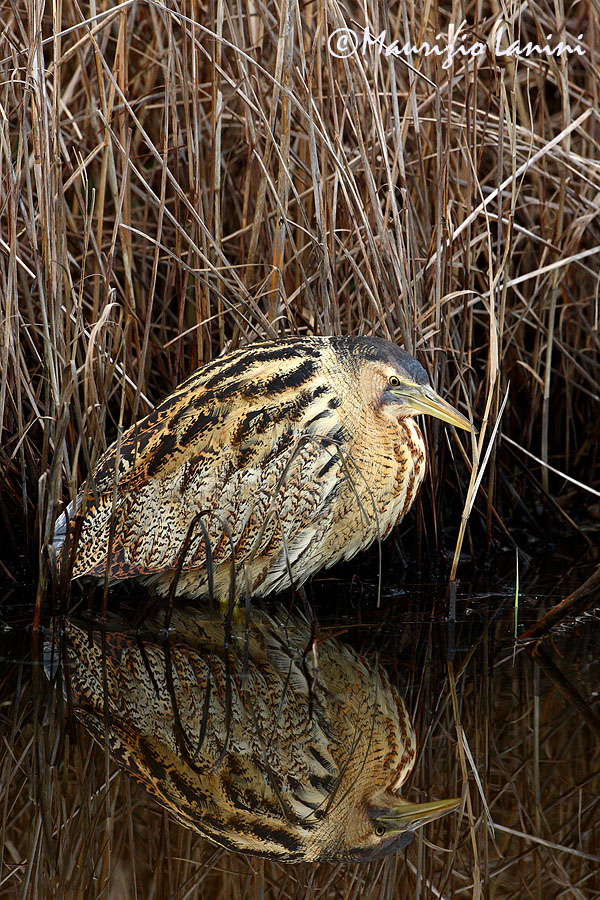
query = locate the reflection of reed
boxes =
[50,607,459,863]
[2,584,599,898]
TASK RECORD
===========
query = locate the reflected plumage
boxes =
[54,336,472,598]
[51,608,460,862]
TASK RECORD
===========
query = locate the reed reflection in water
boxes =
[2,578,599,900]
[47,606,459,864]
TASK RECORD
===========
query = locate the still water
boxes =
[1,544,599,900]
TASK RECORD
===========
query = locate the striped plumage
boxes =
[54,336,472,599]
[52,608,460,862]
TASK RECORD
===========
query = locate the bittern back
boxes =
[49,607,460,862]
[54,336,472,599]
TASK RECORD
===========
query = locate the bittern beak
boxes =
[375,796,462,832]
[392,383,474,432]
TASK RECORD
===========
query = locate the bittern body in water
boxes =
[51,609,460,862]
[54,336,472,598]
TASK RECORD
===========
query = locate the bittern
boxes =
[50,607,460,862]
[54,336,472,599]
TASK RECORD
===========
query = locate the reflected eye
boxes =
[388,375,401,387]
[374,824,386,837]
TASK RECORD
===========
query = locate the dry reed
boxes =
[1,0,599,897]
[1,0,599,590]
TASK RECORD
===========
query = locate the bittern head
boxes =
[341,790,461,862]
[341,336,473,432]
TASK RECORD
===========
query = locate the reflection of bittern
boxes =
[54,336,472,598]
[54,608,460,862]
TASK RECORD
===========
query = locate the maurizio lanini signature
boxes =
[328,21,586,68]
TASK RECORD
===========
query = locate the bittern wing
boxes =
[61,339,353,585]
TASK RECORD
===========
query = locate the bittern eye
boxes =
[374,824,387,837]
[388,375,401,387]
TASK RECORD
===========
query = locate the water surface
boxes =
[1,545,599,899]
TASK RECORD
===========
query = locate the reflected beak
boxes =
[375,796,462,831]
[392,384,474,432]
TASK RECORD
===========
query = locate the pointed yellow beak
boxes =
[375,796,462,831]
[392,383,474,432]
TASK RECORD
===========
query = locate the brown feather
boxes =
[57,337,432,598]
[55,607,421,862]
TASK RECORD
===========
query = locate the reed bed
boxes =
[1,0,599,591]
[1,0,600,897]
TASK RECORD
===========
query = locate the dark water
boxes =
[1,544,599,899]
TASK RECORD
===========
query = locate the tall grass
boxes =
[1,3,600,895]
[1,0,599,594]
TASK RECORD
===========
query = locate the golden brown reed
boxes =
[0,0,599,896]
[1,0,599,595]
